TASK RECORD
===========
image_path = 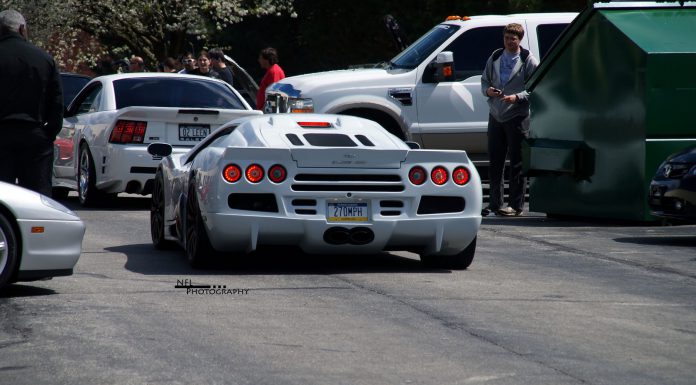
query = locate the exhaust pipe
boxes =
[349,227,374,245]
[323,227,375,245]
[323,227,350,245]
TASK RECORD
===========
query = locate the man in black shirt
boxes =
[209,48,234,86]
[0,10,63,196]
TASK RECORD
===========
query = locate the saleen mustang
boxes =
[0,182,85,289]
[149,114,482,269]
[52,73,261,205]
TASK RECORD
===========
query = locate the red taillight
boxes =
[268,164,287,183]
[245,164,264,183]
[222,164,242,183]
[297,121,332,128]
[408,166,427,185]
[110,120,147,144]
[452,166,471,186]
[431,166,448,185]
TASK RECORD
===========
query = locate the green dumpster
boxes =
[523,1,696,221]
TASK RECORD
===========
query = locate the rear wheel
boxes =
[0,212,19,290]
[185,182,214,268]
[78,144,100,206]
[420,237,476,270]
[150,170,175,250]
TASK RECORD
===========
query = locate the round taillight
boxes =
[452,166,470,186]
[222,164,242,183]
[431,166,448,185]
[268,164,287,183]
[409,166,427,185]
[245,164,264,183]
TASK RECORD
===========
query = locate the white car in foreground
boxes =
[0,182,85,289]
[149,114,482,269]
[53,73,261,205]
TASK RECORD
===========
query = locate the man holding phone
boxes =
[480,23,539,216]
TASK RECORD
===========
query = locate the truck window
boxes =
[390,24,460,70]
[537,23,568,59]
[443,26,503,81]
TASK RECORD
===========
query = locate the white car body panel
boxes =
[53,73,262,197]
[156,114,482,259]
[0,182,85,279]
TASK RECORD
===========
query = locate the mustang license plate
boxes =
[327,202,369,222]
[179,124,210,141]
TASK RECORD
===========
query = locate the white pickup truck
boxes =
[265,13,577,165]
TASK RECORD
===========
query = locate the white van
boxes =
[265,13,578,165]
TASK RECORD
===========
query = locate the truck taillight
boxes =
[110,120,147,144]
[431,166,448,185]
[246,164,264,183]
[452,166,470,185]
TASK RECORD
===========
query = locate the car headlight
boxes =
[287,97,314,113]
[41,194,79,217]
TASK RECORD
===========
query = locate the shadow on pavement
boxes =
[614,235,696,247]
[483,212,662,228]
[0,285,57,298]
[109,243,451,276]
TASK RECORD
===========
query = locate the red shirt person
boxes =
[256,47,285,110]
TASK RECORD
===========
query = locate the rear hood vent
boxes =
[291,148,408,169]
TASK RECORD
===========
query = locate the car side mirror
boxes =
[404,141,421,150]
[147,142,173,157]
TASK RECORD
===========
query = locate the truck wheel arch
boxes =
[337,108,407,140]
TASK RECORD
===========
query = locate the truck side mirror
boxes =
[433,51,455,83]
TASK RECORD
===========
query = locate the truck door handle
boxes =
[388,88,413,106]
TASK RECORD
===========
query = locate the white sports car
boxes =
[52,73,262,205]
[0,182,85,289]
[149,114,482,269]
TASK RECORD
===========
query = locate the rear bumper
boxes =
[97,145,190,194]
[204,210,480,256]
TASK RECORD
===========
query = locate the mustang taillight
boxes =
[268,164,287,183]
[452,166,471,186]
[222,164,242,183]
[110,120,147,144]
[431,166,449,185]
[408,166,427,185]
[246,164,265,183]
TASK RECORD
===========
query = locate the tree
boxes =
[1,0,295,72]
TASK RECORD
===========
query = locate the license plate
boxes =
[179,124,210,141]
[327,202,369,222]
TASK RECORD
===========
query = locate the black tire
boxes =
[0,212,19,290]
[150,170,176,250]
[77,144,100,206]
[185,182,214,268]
[420,237,477,270]
[52,187,70,200]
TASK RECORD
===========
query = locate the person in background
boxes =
[209,48,234,86]
[256,47,285,110]
[178,52,197,74]
[162,57,178,73]
[129,55,145,72]
[480,23,539,217]
[0,9,63,196]
[188,51,220,79]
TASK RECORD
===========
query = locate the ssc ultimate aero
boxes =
[149,114,482,269]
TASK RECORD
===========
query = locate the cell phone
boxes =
[492,88,502,94]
